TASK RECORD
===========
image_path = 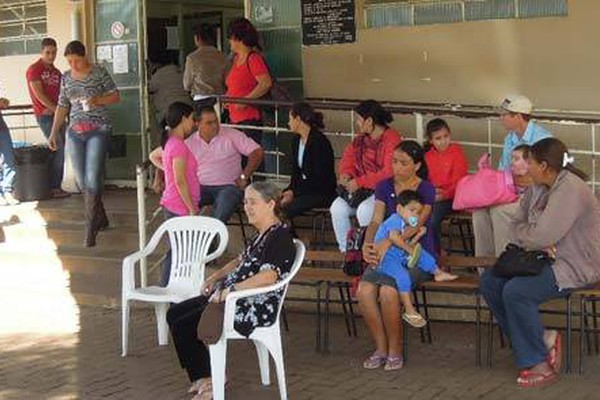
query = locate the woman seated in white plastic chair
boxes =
[167,181,295,400]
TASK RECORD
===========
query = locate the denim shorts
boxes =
[361,267,432,290]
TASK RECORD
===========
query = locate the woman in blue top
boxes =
[358,140,437,371]
[49,40,120,247]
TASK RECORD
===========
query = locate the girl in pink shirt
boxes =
[160,102,200,285]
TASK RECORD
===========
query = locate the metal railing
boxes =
[134,96,600,284]
[1,105,38,143]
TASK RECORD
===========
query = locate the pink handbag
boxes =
[452,154,518,211]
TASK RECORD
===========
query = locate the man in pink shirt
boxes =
[151,106,263,222]
[26,37,69,198]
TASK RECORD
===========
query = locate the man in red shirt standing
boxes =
[26,37,69,198]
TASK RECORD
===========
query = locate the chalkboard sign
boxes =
[301,0,356,46]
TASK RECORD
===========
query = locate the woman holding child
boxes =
[480,138,600,387]
[358,140,449,371]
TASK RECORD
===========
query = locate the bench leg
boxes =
[315,282,322,352]
[579,296,586,374]
[412,291,426,343]
[487,310,494,368]
[593,300,599,355]
[476,293,481,368]
[565,294,572,374]
[584,298,592,356]
[346,285,358,337]
[282,305,289,332]
[324,282,332,353]
[421,288,433,344]
[338,285,352,337]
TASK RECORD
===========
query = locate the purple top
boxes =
[374,178,437,255]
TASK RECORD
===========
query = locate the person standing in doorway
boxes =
[183,24,227,108]
[49,40,120,247]
[26,37,69,198]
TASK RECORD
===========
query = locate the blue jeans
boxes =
[67,128,110,195]
[37,115,65,190]
[0,129,16,195]
[479,265,571,368]
[200,184,243,223]
[431,199,453,254]
[379,248,438,292]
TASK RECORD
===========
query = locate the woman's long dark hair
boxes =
[530,137,588,181]
[227,17,261,51]
[354,100,393,128]
[396,140,429,180]
[161,102,194,148]
[290,102,324,131]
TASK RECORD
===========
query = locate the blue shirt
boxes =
[499,121,551,170]
[374,214,410,265]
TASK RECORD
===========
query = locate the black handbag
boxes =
[492,243,553,278]
[336,185,373,209]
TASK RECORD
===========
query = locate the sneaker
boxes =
[2,193,19,206]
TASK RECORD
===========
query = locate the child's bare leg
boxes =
[433,268,458,282]
[400,291,427,328]
[400,292,416,315]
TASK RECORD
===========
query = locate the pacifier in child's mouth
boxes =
[408,216,419,227]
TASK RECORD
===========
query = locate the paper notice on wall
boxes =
[166,26,179,50]
[112,44,129,74]
[96,45,112,61]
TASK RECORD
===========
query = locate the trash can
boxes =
[13,144,52,201]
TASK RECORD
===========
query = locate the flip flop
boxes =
[363,352,387,369]
[383,356,404,371]
[403,312,427,328]
[517,368,558,388]
[407,244,422,269]
[547,332,562,373]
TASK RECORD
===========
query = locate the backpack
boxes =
[342,226,368,276]
[246,52,292,125]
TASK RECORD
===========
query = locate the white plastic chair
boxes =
[208,239,306,400]
[121,216,228,356]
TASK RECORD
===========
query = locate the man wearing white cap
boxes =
[472,95,552,258]
[497,94,551,170]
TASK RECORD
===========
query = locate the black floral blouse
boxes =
[223,223,295,337]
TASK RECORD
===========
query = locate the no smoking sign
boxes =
[111,21,126,39]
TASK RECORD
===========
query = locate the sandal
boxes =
[403,312,427,328]
[362,352,387,369]
[546,331,562,373]
[517,368,558,388]
[407,244,422,269]
[383,355,404,371]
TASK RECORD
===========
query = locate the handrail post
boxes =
[592,124,597,194]
[136,164,148,287]
[415,112,424,143]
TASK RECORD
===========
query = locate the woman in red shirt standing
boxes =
[424,118,468,254]
[330,100,402,252]
[225,18,272,170]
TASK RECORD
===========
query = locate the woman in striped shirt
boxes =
[49,40,120,247]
